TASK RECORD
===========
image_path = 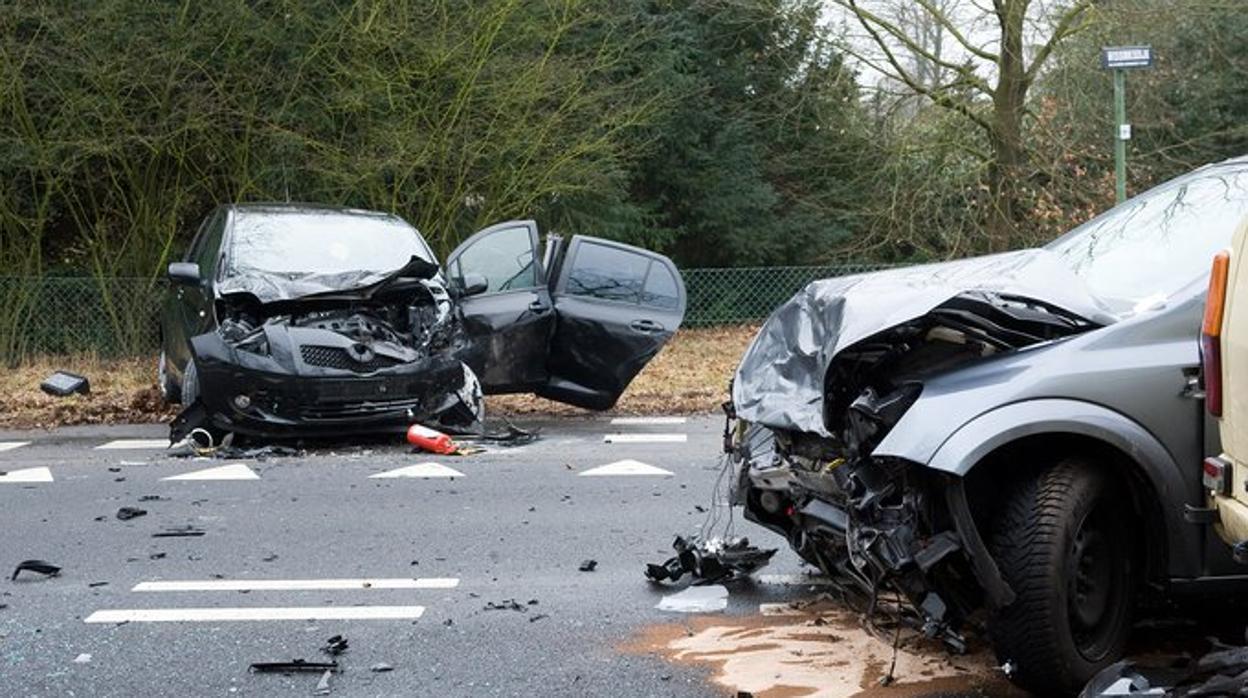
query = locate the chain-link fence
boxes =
[0,264,892,362]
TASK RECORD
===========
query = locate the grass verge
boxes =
[0,325,759,430]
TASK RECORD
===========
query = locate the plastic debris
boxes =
[115,507,147,521]
[578,559,598,572]
[314,669,333,695]
[645,536,777,585]
[484,599,526,612]
[11,560,61,581]
[369,663,394,673]
[656,585,730,613]
[249,659,338,673]
[152,526,206,538]
[40,371,90,397]
[73,653,92,664]
[321,635,348,656]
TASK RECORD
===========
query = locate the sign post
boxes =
[1101,46,1153,203]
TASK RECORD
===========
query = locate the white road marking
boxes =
[609,416,687,425]
[0,467,53,483]
[657,585,728,613]
[133,578,459,592]
[369,463,464,479]
[162,463,259,481]
[578,459,673,477]
[0,441,31,452]
[95,439,169,450]
[755,574,834,587]
[602,433,687,444]
[84,606,426,623]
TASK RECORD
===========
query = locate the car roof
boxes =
[220,202,407,223]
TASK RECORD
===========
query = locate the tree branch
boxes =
[913,0,1000,63]
[1025,0,1095,84]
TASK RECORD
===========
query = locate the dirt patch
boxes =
[0,325,759,430]
[623,608,1022,698]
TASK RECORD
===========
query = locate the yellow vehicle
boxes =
[1205,218,1248,552]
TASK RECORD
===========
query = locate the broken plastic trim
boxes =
[645,536,776,585]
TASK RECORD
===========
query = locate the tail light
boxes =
[1202,250,1231,417]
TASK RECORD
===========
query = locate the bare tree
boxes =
[835,0,1095,249]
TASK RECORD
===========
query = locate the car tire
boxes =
[181,359,200,407]
[987,458,1134,695]
[158,351,181,404]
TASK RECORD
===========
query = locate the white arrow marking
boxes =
[133,578,459,592]
[95,439,169,450]
[84,606,426,623]
[603,433,687,444]
[369,463,464,479]
[0,467,53,483]
[0,441,31,452]
[578,459,673,477]
[162,463,259,481]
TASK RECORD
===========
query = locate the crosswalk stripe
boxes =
[369,463,464,479]
[0,441,31,453]
[0,466,53,483]
[162,463,259,481]
[609,416,687,425]
[84,606,426,623]
[579,459,673,477]
[95,439,169,450]
[133,578,459,592]
[602,433,687,444]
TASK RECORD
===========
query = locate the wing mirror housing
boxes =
[167,262,202,286]
[460,273,488,297]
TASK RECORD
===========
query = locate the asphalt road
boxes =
[0,415,816,697]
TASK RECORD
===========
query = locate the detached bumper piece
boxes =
[1081,647,1248,697]
[645,536,776,585]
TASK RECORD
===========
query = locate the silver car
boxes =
[727,155,1248,694]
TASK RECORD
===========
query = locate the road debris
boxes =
[484,599,526,612]
[1081,646,1248,697]
[407,424,457,454]
[115,507,147,521]
[529,614,549,623]
[40,371,90,397]
[152,526,207,538]
[321,635,348,656]
[578,559,598,572]
[656,585,729,613]
[11,560,61,581]
[88,581,108,588]
[314,669,333,695]
[645,536,775,585]
[369,663,394,673]
[73,653,92,664]
[249,659,339,673]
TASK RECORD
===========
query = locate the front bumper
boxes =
[189,332,466,437]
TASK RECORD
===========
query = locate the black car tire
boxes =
[987,458,1134,696]
[158,351,181,404]
[181,358,200,407]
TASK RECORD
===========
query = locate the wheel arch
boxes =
[922,398,1200,579]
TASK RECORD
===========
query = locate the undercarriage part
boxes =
[644,536,777,585]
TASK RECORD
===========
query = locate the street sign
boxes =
[1102,46,1153,70]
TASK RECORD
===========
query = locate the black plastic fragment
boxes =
[644,536,776,585]
[321,635,349,656]
[484,599,525,612]
[578,559,597,572]
[116,507,147,521]
[40,371,90,397]
[11,560,61,581]
[249,659,338,673]
[152,526,207,538]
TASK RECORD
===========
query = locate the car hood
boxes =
[216,256,442,305]
[731,249,1119,436]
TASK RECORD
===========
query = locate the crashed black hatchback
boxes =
[159,204,686,440]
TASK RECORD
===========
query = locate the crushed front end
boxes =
[173,262,483,441]
[728,259,1107,650]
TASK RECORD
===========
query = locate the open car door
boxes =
[445,221,554,393]
[537,236,686,410]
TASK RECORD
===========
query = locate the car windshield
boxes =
[226,209,434,277]
[1046,161,1248,307]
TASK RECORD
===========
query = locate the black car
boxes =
[159,203,686,439]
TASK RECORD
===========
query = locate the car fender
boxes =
[878,398,1201,577]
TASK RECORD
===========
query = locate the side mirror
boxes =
[167,262,202,286]
[461,273,488,297]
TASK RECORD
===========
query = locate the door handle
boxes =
[528,300,551,314]
[630,319,663,333]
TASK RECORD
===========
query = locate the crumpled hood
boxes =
[216,256,442,305]
[731,249,1118,436]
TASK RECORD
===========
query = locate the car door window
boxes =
[640,262,681,310]
[565,242,650,304]
[455,225,538,293]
